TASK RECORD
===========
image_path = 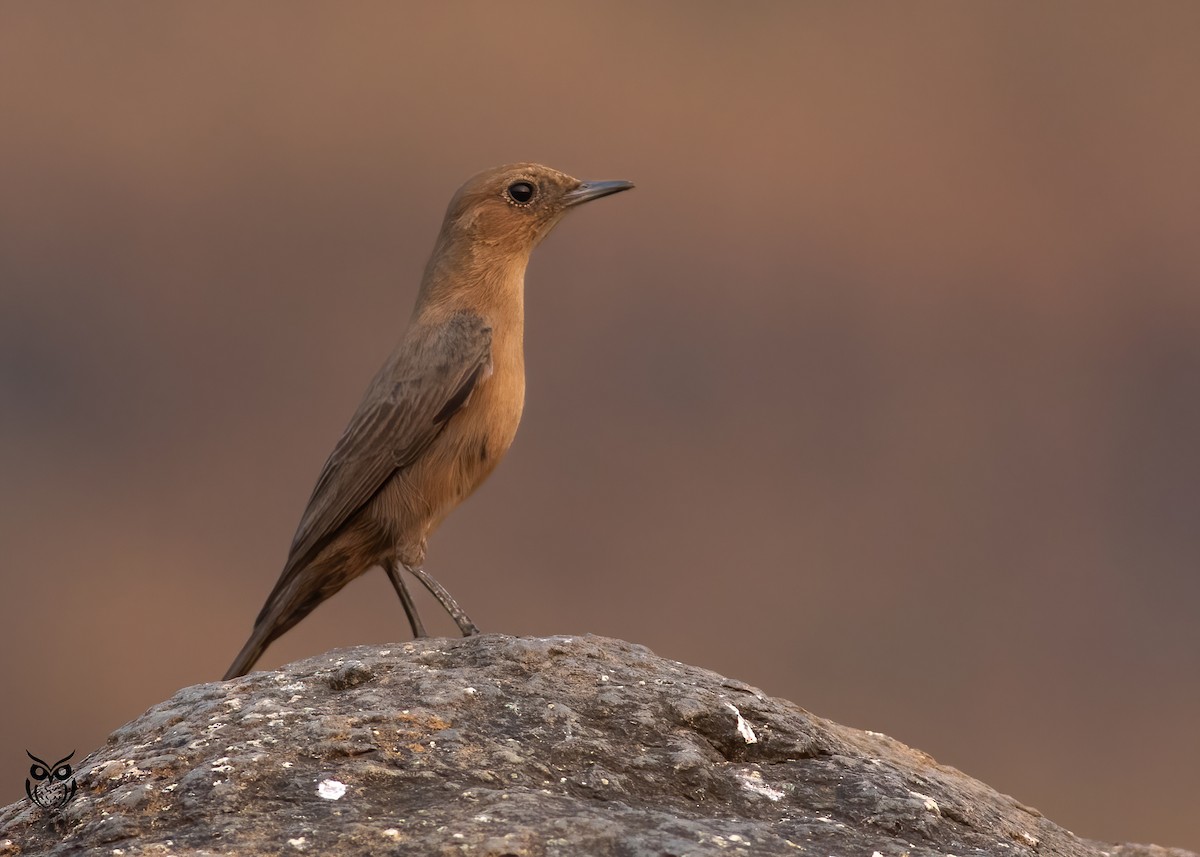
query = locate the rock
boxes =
[0,635,1191,856]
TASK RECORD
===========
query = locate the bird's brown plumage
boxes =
[223,163,632,679]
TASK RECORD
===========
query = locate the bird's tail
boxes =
[222,630,270,681]
[223,575,300,680]
[222,587,308,680]
[222,549,368,680]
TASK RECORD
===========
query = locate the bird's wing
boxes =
[282,311,493,577]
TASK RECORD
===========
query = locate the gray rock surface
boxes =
[0,634,1192,856]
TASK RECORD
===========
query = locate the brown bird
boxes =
[223,163,633,680]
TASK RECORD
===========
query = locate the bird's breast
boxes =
[403,331,525,537]
[453,345,525,482]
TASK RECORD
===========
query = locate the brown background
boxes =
[1,2,1198,849]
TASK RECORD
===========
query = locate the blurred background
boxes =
[1,1,1198,849]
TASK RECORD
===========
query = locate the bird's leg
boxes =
[405,564,480,636]
[385,559,427,638]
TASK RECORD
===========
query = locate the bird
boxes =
[223,163,633,680]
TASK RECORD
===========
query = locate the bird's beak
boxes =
[563,179,635,207]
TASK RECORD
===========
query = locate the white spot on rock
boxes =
[909,790,941,815]
[737,769,784,801]
[317,779,347,800]
[726,703,758,743]
[287,836,306,849]
[381,829,399,839]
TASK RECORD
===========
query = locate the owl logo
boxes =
[25,750,77,810]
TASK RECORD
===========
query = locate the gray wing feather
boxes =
[282,311,492,579]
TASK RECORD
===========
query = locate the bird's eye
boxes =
[30,765,47,780]
[54,765,72,780]
[506,181,535,205]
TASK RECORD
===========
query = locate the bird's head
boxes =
[441,163,634,251]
